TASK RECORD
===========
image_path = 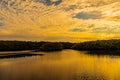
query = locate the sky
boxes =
[0,0,120,42]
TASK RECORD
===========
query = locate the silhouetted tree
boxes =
[39,42,63,51]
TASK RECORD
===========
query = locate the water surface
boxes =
[0,50,120,80]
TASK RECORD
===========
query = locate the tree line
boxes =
[0,39,120,51]
[72,39,120,50]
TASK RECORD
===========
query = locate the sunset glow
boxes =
[0,0,120,42]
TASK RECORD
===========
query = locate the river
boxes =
[0,49,120,80]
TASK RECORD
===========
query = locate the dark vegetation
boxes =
[0,41,45,51]
[0,39,120,51]
[72,40,120,50]
[39,42,63,51]
[0,41,74,51]
[60,42,74,49]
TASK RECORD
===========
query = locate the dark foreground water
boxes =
[0,50,120,80]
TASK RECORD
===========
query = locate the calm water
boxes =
[0,50,120,80]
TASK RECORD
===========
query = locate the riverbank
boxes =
[0,51,44,59]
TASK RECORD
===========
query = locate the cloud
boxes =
[0,22,4,26]
[34,0,62,6]
[0,0,120,42]
[70,28,86,32]
[0,17,4,27]
[73,12,101,20]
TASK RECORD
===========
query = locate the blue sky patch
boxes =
[70,28,86,32]
[34,0,62,6]
[73,12,100,20]
[0,22,5,26]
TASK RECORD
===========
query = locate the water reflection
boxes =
[87,50,120,56]
[73,72,106,80]
[0,50,120,80]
